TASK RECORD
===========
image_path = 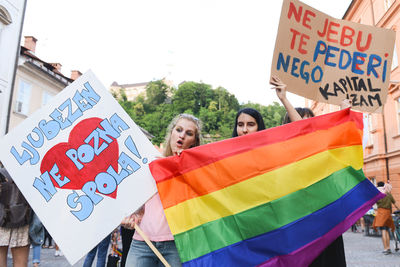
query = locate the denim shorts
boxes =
[125,239,182,267]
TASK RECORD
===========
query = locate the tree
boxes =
[172,82,199,114]
[114,80,289,145]
[145,80,169,106]
[215,87,239,112]
[133,102,145,117]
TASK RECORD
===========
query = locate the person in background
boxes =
[54,243,63,257]
[107,228,121,267]
[29,213,44,267]
[360,216,366,233]
[122,114,203,267]
[282,107,314,124]
[42,228,53,249]
[120,226,134,267]
[83,234,111,267]
[351,221,358,233]
[0,167,32,267]
[373,181,399,255]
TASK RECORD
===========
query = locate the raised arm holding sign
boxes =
[271,0,395,113]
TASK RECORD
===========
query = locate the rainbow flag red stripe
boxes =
[149,109,383,266]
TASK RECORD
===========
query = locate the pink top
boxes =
[133,193,174,242]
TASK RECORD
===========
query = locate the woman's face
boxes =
[236,113,258,136]
[170,118,197,155]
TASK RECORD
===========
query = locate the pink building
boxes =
[309,0,400,203]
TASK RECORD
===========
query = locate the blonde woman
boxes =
[122,114,202,267]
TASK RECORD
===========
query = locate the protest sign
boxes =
[0,70,159,264]
[271,0,395,113]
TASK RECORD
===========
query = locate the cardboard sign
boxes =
[271,0,396,113]
[0,70,159,264]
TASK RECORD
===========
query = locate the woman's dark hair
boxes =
[282,107,315,124]
[377,181,385,187]
[232,108,266,137]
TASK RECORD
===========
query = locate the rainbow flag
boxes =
[149,109,384,266]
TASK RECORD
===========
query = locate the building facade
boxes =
[110,81,149,101]
[8,36,77,131]
[110,79,173,102]
[308,0,400,203]
[0,0,26,136]
[9,36,154,141]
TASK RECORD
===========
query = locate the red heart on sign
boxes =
[40,117,119,199]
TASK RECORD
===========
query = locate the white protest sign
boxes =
[0,70,159,264]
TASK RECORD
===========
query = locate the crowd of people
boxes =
[0,76,399,267]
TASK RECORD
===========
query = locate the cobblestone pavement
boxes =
[7,246,85,267]
[343,231,400,267]
[6,230,400,266]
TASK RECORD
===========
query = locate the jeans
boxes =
[83,234,111,267]
[32,244,41,264]
[125,239,181,267]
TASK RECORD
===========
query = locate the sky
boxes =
[22,0,352,107]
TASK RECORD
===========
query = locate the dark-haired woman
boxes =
[282,107,314,124]
[232,75,301,137]
[234,76,348,266]
[282,101,351,267]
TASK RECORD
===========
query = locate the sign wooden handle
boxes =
[134,224,171,267]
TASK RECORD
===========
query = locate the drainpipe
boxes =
[384,81,400,181]
[370,0,376,26]
[381,110,390,181]
[368,0,390,181]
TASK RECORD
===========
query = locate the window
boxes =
[385,0,393,11]
[0,5,12,26]
[42,91,54,107]
[0,5,11,33]
[392,44,398,70]
[397,98,400,134]
[363,113,374,147]
[15,80,31,115]
[368,114,374,146]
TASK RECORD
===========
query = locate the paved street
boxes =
[7,246,86,267]
[343,231,400,267]
[6,230,400,266]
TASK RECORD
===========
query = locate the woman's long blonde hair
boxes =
[163,114,203,157]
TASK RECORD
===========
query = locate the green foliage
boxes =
[145,80,169,107]
[114,79,288,145]
[172,82,213,114]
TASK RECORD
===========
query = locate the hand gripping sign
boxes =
[271,0,396,113]
[0,70,159,264]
